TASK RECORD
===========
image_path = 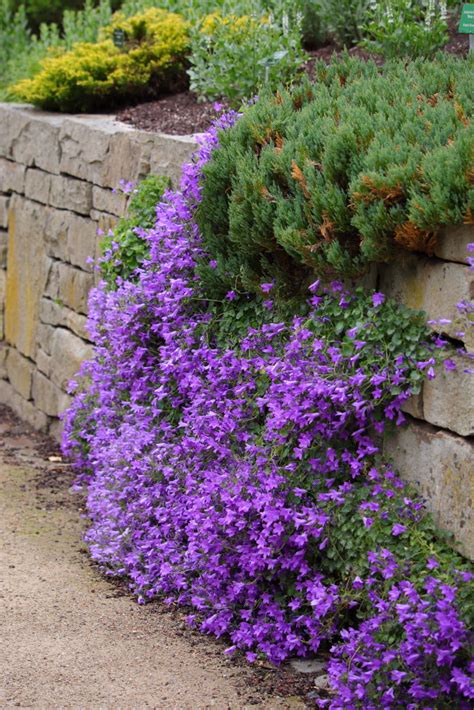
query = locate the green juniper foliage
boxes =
[197,56,474,300]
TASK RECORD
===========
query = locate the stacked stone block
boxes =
[380,226,474,559]
[0,103,196,440]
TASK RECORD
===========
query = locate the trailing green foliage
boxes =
[197,56,474,300]
[100,174,170,287]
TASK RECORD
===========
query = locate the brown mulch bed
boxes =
[117,91,229,135]
[116,23,469,136]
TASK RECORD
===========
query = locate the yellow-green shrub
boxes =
[12,8,190,112]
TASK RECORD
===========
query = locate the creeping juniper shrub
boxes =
[64,108,474,708]
[196,56,474,300]
[100,175,170,288]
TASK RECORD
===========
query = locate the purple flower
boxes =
[260,282,274,293]
[372,292,385,307]
[391,523,407,536]
[226,290,237,301]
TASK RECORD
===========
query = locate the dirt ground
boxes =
[0,405,326,710]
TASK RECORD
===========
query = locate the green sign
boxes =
[459,3,474,33]
[113,28,125,48]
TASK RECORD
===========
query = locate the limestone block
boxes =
[0,267,5,303]
[5,196,50,358]
[44,261,60,301]
[90,209,119,237]
[37,323,56,355]
[49,175,92,215]
[0,157,26,194]
[92,186,128,217]
[0,195,9,228]
[0,231,7,267]
[49,417,64,443]
[421,354,474,437]
[57,263,94,314]
[434,224,474,265]
[0,105,30,159]
[36,347,52,378]
[39,297,91,341]
[148,133,197,186]
[401,391,424,420]
[25,168,52,204]
[0,379,49,431]
[50,327,93,390]
[379,254,474,351]
[384,418,474,559]
[59,118,116,185]
[0,104,62,172]
[0,344,7,379]
[101,132,151,189]
[45,208,99,271]
[32,370,71,417]
[5,348,33,401]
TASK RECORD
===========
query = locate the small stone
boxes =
[314,675,329,690]
[289,659,326,674]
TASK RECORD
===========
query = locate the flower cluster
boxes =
[328,574,474,709]
[63,113,474,707]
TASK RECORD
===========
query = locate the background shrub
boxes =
[361,0,449,59]
[196,56,474,300]
[16,0,86,30]
[11,7,190,111]
[187,8,306,103]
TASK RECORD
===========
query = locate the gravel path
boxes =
[0,407,310,710]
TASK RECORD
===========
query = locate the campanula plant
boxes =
[63,107,473,707]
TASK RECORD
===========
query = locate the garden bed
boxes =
[116,18,469,136]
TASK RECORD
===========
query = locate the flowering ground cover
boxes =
[63,97,474,707]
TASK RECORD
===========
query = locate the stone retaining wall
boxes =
[0,103,196,440]
[0,104,472,559]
